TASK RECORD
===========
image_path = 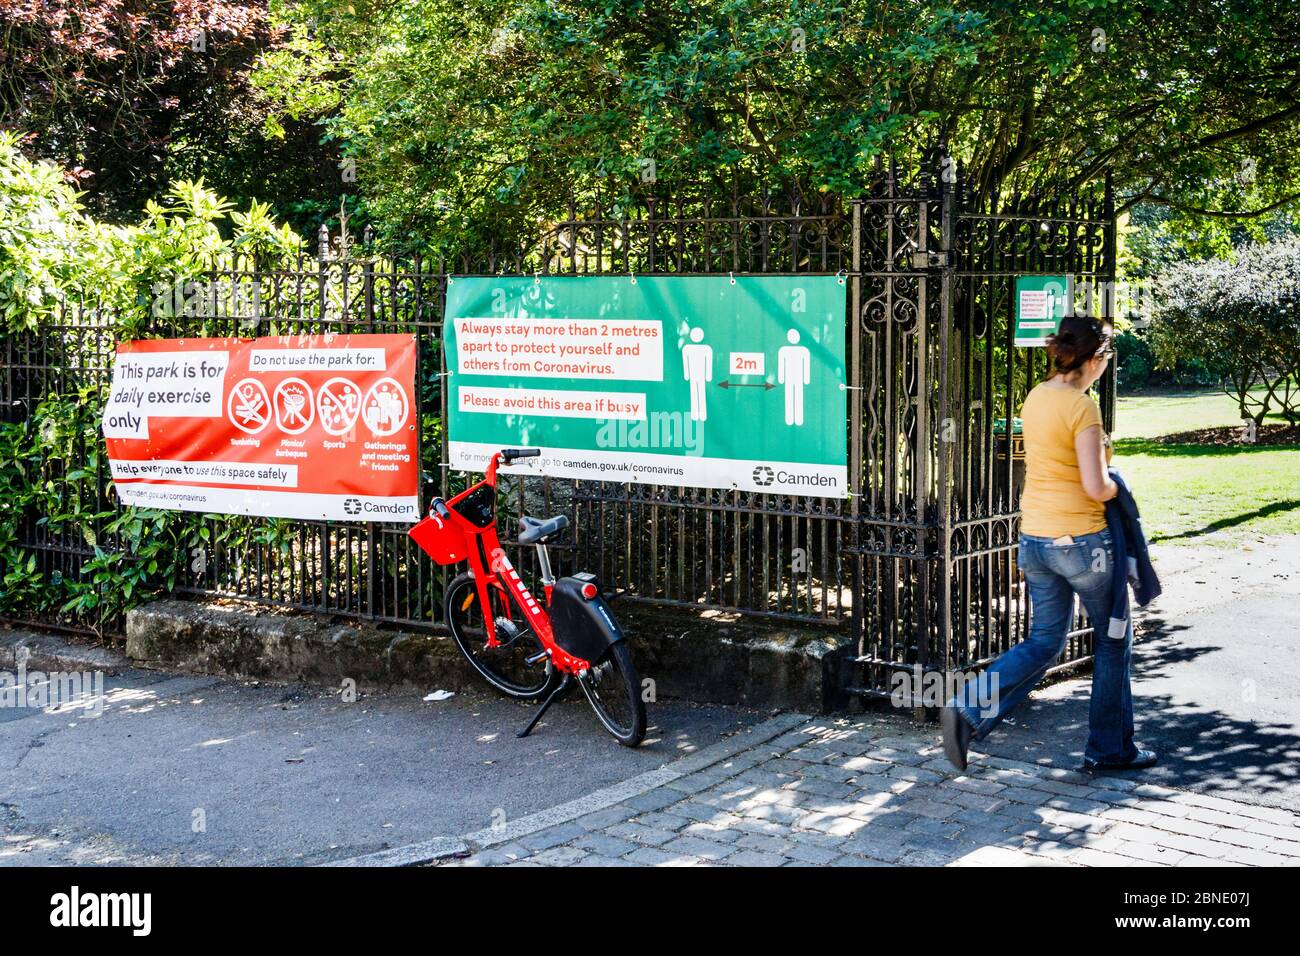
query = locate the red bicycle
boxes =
[409,448,647,746]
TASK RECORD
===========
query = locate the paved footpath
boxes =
[428,713,1300,867]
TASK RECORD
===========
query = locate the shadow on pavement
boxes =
[973,608,1300,813]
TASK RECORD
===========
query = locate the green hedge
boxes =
[1,134,302,633]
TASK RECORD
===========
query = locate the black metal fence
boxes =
[3,160,1115,697]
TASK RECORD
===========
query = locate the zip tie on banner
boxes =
[534,270,541,284]
[836,268,847,286]
[629,271,637,285]
[729,271,736,285]
[839,383,863,391]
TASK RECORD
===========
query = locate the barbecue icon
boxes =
[273,377,315,435]
[227,378,271,435]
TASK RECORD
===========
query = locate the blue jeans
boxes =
[952,529,1137,765]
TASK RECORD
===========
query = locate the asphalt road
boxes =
[0,666,765,866]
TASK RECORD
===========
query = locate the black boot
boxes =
[1083,748,1158,773]
[941,705,975,772]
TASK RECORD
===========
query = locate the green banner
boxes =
[1014,275,1071,346]
[445,275,847,497]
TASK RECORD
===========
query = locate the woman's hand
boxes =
[1075,425,1118,502]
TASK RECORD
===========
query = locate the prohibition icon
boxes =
[362,377,408,437]
[317,377,363,436]
[273,377,315,435]
[227,378,271,435]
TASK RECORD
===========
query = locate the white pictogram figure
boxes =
[317,377,363,436]
[273,377,315,434]
[362,377,408,436]
[227,378,270,434]
[777,329,811,426]
[681,326,712,422]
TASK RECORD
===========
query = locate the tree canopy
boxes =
[250,0,1300,251]
[0,0,338,225]
[1151,237,1300,426]
[2,1,1297,252]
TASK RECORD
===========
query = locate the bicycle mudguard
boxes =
[548,573,624,665]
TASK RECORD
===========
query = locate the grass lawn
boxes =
[1114,386,1276,440]
[1113,387,1300,544]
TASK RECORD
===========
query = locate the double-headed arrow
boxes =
[717,380,776,390]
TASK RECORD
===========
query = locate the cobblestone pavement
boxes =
[439,715,1300,867]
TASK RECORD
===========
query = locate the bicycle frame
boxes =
[435,454,593,676]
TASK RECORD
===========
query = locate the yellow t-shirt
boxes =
[1018,382,1110,538]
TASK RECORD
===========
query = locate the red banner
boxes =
[102,334,420,522]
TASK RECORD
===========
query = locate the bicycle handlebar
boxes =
[431,497,452,520]
[500,448,541,463]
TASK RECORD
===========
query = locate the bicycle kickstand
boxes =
[517,673,571,738]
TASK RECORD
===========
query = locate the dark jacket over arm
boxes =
[1102,469,1162,639]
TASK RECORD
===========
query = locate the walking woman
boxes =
[942,316,1156,773]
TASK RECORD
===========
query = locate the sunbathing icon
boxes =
[227,379,270,434]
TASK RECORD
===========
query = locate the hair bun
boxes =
[1046,317,1109,374]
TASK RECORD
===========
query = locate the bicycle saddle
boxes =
[519,514,569,544]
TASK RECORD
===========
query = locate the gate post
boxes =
[913,171,931,677]
[849,199,864,660]
[364,253,379,620]
[936,161,958,675]
[1099,171,1119,433]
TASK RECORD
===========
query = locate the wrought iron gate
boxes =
[844,163,1116,697]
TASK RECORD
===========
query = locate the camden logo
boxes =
[752,465,775,487]
[343,497,363,515]
[50,886,151,936]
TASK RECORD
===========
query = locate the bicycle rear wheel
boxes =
[578,642,646,747]
[444,572,556,700]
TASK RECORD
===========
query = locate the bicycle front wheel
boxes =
[578,642,646,747]
[444,572,557,700]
